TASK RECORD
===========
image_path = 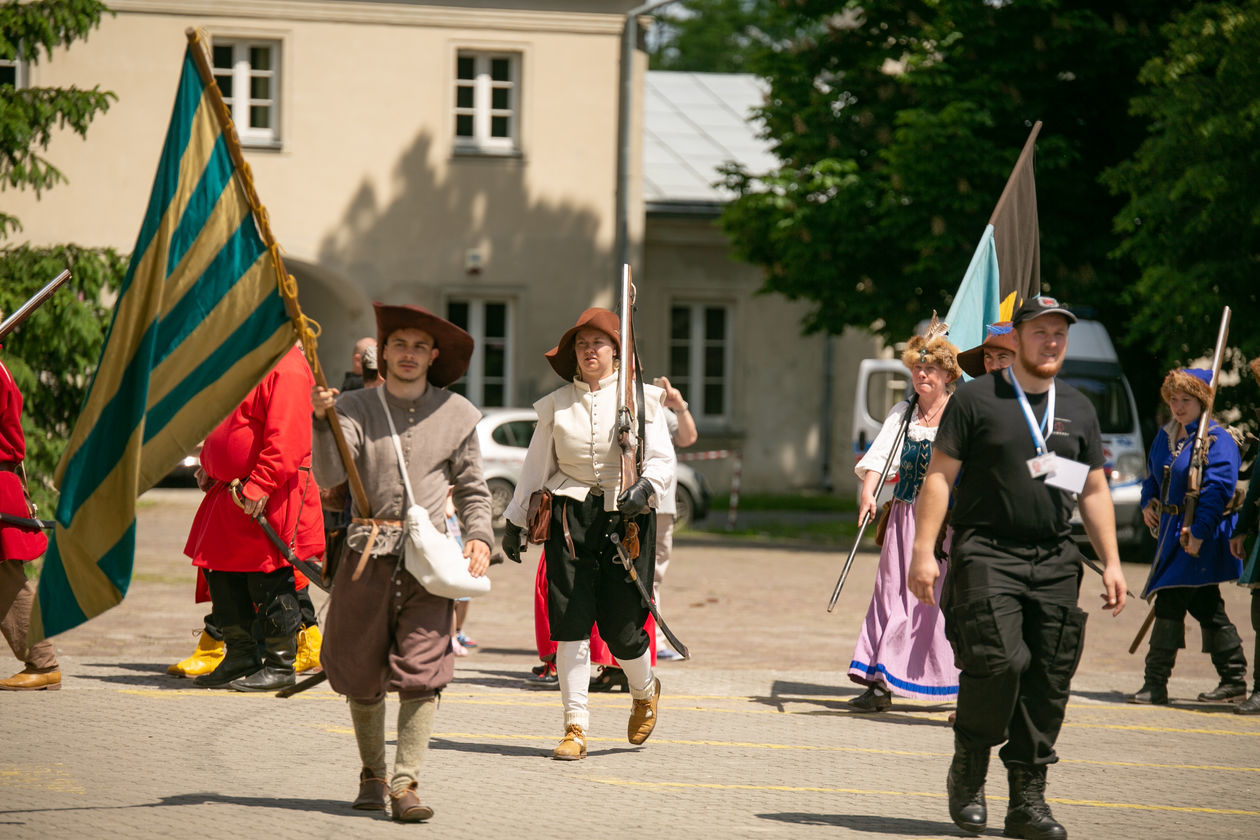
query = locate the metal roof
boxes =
[643,71,777,209]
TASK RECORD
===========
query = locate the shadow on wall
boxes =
[309,130,610,400]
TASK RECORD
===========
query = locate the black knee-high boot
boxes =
[193,625,261,688]
[229,635,297,692]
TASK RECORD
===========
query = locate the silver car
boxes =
[476,407,710,529]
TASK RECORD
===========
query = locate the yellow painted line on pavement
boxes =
[1064,721,1260,737]
[588,778,1260,817]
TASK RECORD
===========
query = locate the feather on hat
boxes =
[900,312,960,381]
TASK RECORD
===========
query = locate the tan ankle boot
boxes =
[552,724,587,760]
[628,678,661,745]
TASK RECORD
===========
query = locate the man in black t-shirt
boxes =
[910,296,1128,840]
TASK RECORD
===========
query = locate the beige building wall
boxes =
[642,216,880,495]
[6,0,638,396]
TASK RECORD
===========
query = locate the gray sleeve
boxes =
[450,429,494,546]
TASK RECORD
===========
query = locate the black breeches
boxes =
[944,531,1087,768]
[1152,586,1242,653]
[544,493,655,661]
[204,567,300,638]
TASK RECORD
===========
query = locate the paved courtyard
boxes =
[1,489,1256,839]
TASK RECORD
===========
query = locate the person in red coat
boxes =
[0,353,60,691]
[184,344,325,691]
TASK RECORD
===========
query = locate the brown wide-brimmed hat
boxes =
[957,321,1018,378]
[544,308,620,381]
[373,302,474,388]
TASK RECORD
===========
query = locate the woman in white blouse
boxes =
[501,308,675,760]
[847,325,962,713]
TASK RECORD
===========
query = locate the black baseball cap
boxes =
[1012,295,1078,326]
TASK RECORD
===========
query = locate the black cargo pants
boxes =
[944,530,1088,768]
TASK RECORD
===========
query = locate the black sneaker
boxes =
[848,685,892,712]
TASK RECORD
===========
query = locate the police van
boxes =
[851,318,1150,560]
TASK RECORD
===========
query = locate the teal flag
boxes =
[34,39,297,640]
[945,224,1002,373]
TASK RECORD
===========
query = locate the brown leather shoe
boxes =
[351,767,387,811]
[389,781,434,822]
[0,668,61,691]
[628,677,660,745]
[552,724,587,760]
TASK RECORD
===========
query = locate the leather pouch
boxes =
[527,489,553,544]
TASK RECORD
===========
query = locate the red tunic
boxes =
[0,358,47,563]
[185,346,324,573]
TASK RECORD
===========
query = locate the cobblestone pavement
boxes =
[2,489,1257,839]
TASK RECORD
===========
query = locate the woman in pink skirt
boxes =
[848,320,960,712]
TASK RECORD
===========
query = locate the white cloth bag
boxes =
[377,387,491,599]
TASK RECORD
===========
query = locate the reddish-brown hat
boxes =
[545,308,621,381]
[957,321,1018,378]
[373,302,474,388]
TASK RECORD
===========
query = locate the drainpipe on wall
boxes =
[820,332,834,491]
[615,0,683,281]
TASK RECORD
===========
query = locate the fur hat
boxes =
[1160,368,1213,408]
[900,312,960,381]
[545,308,621,381]
[957,321,1017,378]
[1249,357,1260,388]
[373,302,474,387]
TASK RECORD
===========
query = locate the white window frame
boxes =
[453,51,520,154]
[669,302,733,423]
[0,54,26,89]
[446,297,514,407]
[210,38,280,148]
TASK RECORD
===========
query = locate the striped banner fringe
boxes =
[33,36,300,640]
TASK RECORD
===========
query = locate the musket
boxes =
[827,393,919,612]
[0,511,54,531]
[1131,306,1231,650]
[610,264,690,659]
[0,270,72,342]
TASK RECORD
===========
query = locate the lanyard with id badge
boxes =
[1006,369,1089,494]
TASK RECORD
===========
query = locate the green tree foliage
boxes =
[1,0,114,237]
[1,2,122,512]
[649,0,787,72]
[1103,1,1260,378]
[718,0,1193,349]
[1,245,122,513]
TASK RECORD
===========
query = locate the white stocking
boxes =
[557,639,591,730]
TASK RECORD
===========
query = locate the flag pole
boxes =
[183,28,371,520]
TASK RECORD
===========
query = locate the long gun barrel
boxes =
[827,393,919,612]
[1179,307,1231,535]
[0,270,72,342]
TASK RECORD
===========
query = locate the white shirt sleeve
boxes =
[503,394,558,527]
[855,400,909,480]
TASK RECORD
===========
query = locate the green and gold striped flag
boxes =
[33,32,304,640]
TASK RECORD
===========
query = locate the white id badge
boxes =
[1045,457,1089,493]
[1027,453,1058,479]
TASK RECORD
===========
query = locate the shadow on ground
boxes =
[759,812,960,836]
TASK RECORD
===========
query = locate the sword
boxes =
[609,525,690,660]
[0,511,54,530]
[228,479,329,593]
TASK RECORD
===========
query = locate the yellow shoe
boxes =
[552,724,587,761]
[295,625,323,674]
[167,631,225,678]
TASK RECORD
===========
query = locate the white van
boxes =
[850,319,1150,560]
